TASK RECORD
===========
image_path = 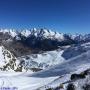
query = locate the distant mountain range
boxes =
[0,28,90,56]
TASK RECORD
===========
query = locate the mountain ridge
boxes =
[0,28,90,57]
[0,28,90,41]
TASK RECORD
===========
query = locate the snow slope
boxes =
[0,50,90,90]
[19,49,65,69]
[31,50,90,90]
[0,71,58,90]
[18,42,90,70]
[30,50,90,78]
[1,28,90,90]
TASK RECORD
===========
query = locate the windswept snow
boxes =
[0,71,58,90]
[19,49,65,69]
[18,42,90,70]
[0,50,90,90]
[31,50,90,77]
[0,28,90,90]
[21,30,31,37]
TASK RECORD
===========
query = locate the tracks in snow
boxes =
[0,76,12,88]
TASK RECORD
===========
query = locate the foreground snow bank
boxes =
[0,71,58,90]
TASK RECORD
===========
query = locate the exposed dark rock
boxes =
[83,84,90,90]
[67,83,75,90]
[71,73,86,80]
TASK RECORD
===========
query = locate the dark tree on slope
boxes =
[83,84,90,90]
[67,83,75,90]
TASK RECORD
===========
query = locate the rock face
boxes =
[0,46,18,71]
[0,45,29,72]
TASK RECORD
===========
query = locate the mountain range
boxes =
[0,28,90,90]
[0,28,90,55]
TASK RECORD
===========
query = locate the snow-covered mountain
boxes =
[0,29,90,90]
[0,28,90,41]
[0,28,90,56]
[16,42,90,71]
[18,49,65,70]
[0,46,28,72]
[0,46,90,90]
[0,28,65,40]
[0,46,18,71]
[1,29,90,70]
[1,29,90,71]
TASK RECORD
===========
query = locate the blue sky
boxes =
[0,0,89,34]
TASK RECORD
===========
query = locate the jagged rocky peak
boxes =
[0,29,17,37]
[0,28,90,42]
[19,28,65,41]
[0,28,65,40]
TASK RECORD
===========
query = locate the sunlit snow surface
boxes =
[0,42,90,90]
[0,71,58,90]
[1,50,90,90]
[1,29,90,90]
[19,50,65,69]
